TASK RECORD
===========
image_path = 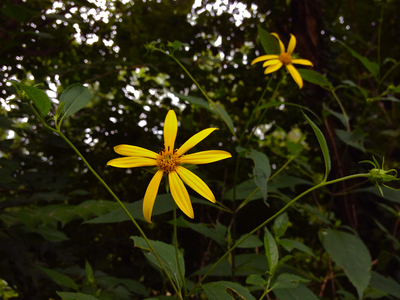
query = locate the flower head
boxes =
[107,110,231,222]
[251,33,313,89]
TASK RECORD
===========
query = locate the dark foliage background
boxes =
[1,0,399,299]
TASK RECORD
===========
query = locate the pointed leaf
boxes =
[279,239,315,257]
[245,149,271,203]
[303,112,331,181]
[272,273,311,290]
[273,212,289,238]
[170,91,211,111]
[273,283,320,300]
[131,236,185,290]
[264,228,278,274]
[60,83,94,119]
[257,26,280,55]
[212,103,236,138]
[37,266,78,291]
[298,69,332,88]
[320,229,371,299]
[237,234,263,248]
[369,271,400,298]
[57,292,99,300]
[336,128,366,153]
[246,274,268,286]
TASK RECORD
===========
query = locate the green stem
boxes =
[30,105,183,300]
[330,89,350,131]
[158,50,239,141]
[240,77,272,142]
[187,173,370,295]
[174,204,186,298]
[377,61,400,92]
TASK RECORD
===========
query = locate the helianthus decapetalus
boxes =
[251,33,313,88]
[107,110,231,222]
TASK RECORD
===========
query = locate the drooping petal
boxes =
[292,58,314,66]
[175,166,216,203]
[251,55,279,65]
[143,170,164,223]
[176,128,218,156]
[106,157,157,168]
[262,59,281,68]
[181,150,231,165]
[164,110,178,152]
[286,64,304,89]
[287,34,296,54]
[169,171,194,219]
[114,145,158,158]
[264,62,283,74]
[271,33,285,54]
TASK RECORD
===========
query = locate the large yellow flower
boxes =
[107,110,231,222]
[251,33,313,89]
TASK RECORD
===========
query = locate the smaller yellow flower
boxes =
[251,33,313,89]
[107,110,231,222]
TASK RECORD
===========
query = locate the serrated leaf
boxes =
[298,69,332,88]
[11,82,51,117]
[257,26,280,55]
[320,229,371,299]
[131,236,185,290]
[60,83,93,120]
[57,292,99,300]
[37,266,79,291]
[202,281,256,300]
[303,112,331,181]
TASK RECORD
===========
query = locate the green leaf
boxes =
[202,281,256,300]
[323,104,349,130]
[336,40,379,78]
[246,274,268,286]
[335,128,366,153]
[255,101,321,122]
[85,260,95,285]
[273,283,319,300]
[131,236,185,290]
[369,271,400,298]
[173,217,226,248]
[37,266,79,291]
[279,239,315,257]
[170,91,211,111]
[264,228,278,274]
[302,112,331,181]
[224,179,263,201]
[33,226,69,242]
[320,229,371,299]
[56,292,99,300]
[273,212,289,239]
[236,234,263,248]
[245,149,271,203]
[60,83,94,120]
[257,26,280,55]
[212,103,236,139]
[11,81,51,117]
[298,69,332,88]
[359,186,400,204]
[271,273,311,290]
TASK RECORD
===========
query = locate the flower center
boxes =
[156,149,181,173]
[279,52,292,65]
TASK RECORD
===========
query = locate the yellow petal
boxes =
[169,171,194,219]
[262,59,281,68]
[271,33,285,54]
[264,62,283,74]
[181,150,231,165]
[251,55,279,65]
[107,157,157,168]
[176,128,218,156]
[164,110,177,152]
[292,58,314,66]
[143,170,164,223]
[114,145,158,158]
[175,166,216,203]
[286,64,303,89]
[287,34,296,54]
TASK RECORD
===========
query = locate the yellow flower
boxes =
[107,110,231,222]
[251,33,313,89]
